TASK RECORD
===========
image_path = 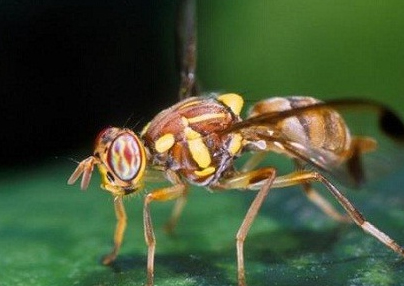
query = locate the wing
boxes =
[176,0,199,100]
[222,98,404,188]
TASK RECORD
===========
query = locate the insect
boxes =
[68,1,404,285]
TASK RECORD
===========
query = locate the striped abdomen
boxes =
[248,96,352,162]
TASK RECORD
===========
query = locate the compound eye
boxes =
[94,126,114,145]
[107,132,144,181]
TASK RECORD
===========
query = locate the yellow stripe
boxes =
[217,93,244,115]
[187,113,226,124]
[155,133,175,153]
[181,116,189,127]
[178,100,202,109]
[140,122,150,136]
[194,166,216,177]
[185,127,211,168]
[228,133,243,155]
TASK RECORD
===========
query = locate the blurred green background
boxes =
[197,0,404,107]
[2,1,404,285]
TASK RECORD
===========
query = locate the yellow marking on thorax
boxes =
[140,122,151,136]
[228,133,243,155]
[187,113,226,124]
[217,93,244,115]
[194,166,216,177]
[155,133,175,153]
[178,100,202,110]
[184,127,211,168]
[182,116,189,127]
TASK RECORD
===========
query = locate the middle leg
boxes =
[143,170,187,286]
[217,167,277,286]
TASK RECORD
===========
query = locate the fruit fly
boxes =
[68,1,404,286]
[69,93,404,285]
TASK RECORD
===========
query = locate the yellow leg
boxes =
[161,170,189,234]
[301,182,350,222]
[243,156,349,222]
[240,151,266,172]
[294,160,349,222]
[143,171,187,286]
[164,188,188,234]
[217,168,404,286]
[102,196,127,265]
[272,171,404,257]
[215,167,277,286]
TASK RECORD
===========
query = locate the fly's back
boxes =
[141,93,244,185]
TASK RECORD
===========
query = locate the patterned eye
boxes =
[107,132,144,182]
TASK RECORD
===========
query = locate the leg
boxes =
[272,170,404,257]
[294,159,349,222]
[164,187,189,234]
[144,168,188,235]
[216,167,277,286]
[236,169,276,286]
[102,195,127,265]
[301,182,350,222]
[240,151,266,172]
[143,171,187,286]
[219,168,404,285]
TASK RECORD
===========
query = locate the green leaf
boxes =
[1,162,404,286]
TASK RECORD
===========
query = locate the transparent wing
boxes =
[223,98,404,188]
[334,103,404,187]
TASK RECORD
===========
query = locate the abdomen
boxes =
[248,96,352,162]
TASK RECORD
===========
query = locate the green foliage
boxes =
[198,0,404,111]
[1,162,404,286]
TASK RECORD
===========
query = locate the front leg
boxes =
[143,171,187,286]
[102,195,127,265]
